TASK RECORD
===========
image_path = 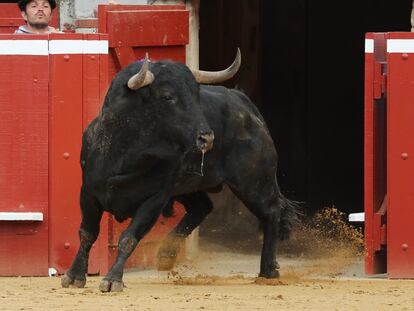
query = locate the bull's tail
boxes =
[278,194,301,240]
[275,174,302,240]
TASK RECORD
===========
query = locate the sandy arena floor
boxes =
[1,242,414,311]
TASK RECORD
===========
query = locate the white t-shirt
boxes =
[14,25,59,34]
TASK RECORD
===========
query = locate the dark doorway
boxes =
[198,0,412,240]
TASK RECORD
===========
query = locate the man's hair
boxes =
[18,0,57,12]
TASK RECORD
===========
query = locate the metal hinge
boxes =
[373,62,387,99]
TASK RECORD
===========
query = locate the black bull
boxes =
[61,50,298,292]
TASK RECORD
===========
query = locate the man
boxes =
[15,0,58,34]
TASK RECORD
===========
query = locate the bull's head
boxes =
[123,50,241,155]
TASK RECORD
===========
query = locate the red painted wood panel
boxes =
[107,10,189,48]
[364,32,376,275]
[0,34,49,276]
[364,33,387,275]
[109,46,186,80]
[83,33,103,127]
[48,33,85,274]
[97,4,186,34]
[82,33,109,275]
[386,32,414,278]
[47,33,111,275]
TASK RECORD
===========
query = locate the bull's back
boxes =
[200,85,277,171]
[200,85,271,143]
[199,85,278,192]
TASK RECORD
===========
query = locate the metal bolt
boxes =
[90,55,96,60]
[64,242,70,249]
[401,152,409,160]
[402,243,408,251]
[33,79,38,83]
[402,53,409,60]
[63,152,70,159]
[64,55,70,61]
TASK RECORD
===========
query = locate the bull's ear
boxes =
[127,53,155,90]
[191,48,241,84]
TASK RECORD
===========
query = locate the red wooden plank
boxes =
[0,39,48,214]
[364,33,388,276]
[82,33,109,275]
[83,33,102,128]
[113,46,136,69]
[0,222,48,276]
[364,33,376,275]
[107,10,189,48]
[98,4,186,33]
[0,18,22,27]
[0,4,21,18]
[0,35,49,276]
[108,46,186,79]
[99,34,109,115]
[386,32,414,278]
[133,46,186,64]
[48,33,85,274]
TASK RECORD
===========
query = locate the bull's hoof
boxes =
[156,255,176,271]
[156,236,183,271]
[276,261,280,270]
[258,269,280,279]
[61,274,86,288]
[99,279,124,292]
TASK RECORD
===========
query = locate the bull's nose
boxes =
[197,131,215,152]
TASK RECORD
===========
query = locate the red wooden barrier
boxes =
[365,32,414,278]
[386,33,414,278]
[0,35,50,276]
[0,34,109,276]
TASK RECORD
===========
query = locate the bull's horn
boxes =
[127,53,155,90]
[192,48,241,84]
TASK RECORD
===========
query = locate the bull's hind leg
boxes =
[229,186,281,278]
[61,189,103,288]
[157,192,213,271]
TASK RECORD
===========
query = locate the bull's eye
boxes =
[160,94,176,103]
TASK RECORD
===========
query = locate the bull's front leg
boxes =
[99,193,168,292]
[61,190,102,288]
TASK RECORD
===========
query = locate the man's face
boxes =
[21,0,52,29]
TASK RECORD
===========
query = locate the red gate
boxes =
[0,33,109,276]
[365,32,414,278]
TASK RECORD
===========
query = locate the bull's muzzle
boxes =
[197,131,215,153]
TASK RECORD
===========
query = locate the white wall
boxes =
[75,0,147,19]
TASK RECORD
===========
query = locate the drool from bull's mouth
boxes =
[200,149,205,176]
[183,150,205,176]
